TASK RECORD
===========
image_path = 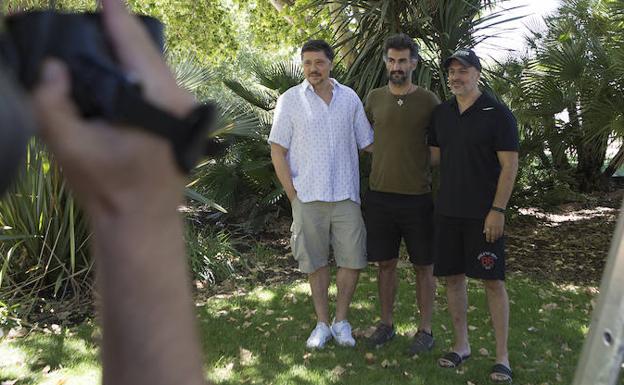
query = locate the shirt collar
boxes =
[301,78,340,94]
[450,92,489,115]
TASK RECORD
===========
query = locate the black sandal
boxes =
[438,351,470,368]
[490,363,513,383]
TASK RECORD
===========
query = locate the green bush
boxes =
[185,225,239,285]
[0,141,92,319]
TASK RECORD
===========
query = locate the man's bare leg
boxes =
[415,264,436,333]
[378,259,398,326]
[335,267,360,321]
[309,266,330,324]
[445,274,471,356]
[484,279,510,367]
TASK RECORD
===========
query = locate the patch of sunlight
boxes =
[519,206,617,224]
[0,344,27,367]
[351,300,374,311]
[554,283,599,295]
[278,353,295,366]
[291,282,311,295]
[252,288,275,303]
[278,364,326,384]
[65,338,97,358]
[580,325,590,337]
[208,361,236,383]
[39,368,100,385]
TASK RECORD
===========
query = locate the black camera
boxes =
[0,11,219,196]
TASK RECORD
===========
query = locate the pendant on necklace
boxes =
[397,99,404,106]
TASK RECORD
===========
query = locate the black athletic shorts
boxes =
[363,190,434,265]
[433,215,506,280]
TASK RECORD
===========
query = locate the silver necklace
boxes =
[395,84,414,106]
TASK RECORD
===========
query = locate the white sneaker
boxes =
[306,322,332,349]
[331,319,356,347]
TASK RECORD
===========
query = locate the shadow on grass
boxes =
[0,266,611,384]
[198,266,598,385]
[0,323,98,384]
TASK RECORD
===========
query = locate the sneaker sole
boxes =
[306,337,332,350]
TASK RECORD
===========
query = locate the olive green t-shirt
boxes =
[365,86,440,195]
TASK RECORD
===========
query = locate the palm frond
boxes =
[253,61,304,94]
[170,57,216,93]
[223,80,277,111]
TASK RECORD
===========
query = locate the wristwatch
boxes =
[491,206,506,214]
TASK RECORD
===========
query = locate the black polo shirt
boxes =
[428,92,519,219]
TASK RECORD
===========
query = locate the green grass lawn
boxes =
[0,266,613,385]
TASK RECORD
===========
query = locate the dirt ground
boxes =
[249,189,624,289]
[506,189,622,285]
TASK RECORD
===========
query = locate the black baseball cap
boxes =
[444,48,482,72]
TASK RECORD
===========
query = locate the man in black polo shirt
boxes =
[428,49,518,383]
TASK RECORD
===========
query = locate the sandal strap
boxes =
[491,363,513,382]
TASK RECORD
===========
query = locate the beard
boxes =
[389,70,408,85]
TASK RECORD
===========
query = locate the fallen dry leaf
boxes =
[239,347,254,366]
[353,326,377,339]
[479,347,489,356]
[330,365,346,380]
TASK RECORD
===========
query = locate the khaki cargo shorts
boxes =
[290,198,367,274]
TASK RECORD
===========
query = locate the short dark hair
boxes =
[301,40,335,62]
[383,33,419,61]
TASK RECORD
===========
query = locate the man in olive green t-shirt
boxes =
[364,34,440,355]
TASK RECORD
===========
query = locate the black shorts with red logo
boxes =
[433,215,506,280]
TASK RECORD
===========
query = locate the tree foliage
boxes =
[309,0,523,97]
[3,0,239,64]
[230,0,332,54]
[128,0,238,64]
[518,0,624,192]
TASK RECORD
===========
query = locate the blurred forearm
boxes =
[93,201,206,385]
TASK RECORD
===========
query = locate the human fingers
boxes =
[32,59,86,155]
[100,0,166,80]
[495,226,504,242]
[100,0,195,117]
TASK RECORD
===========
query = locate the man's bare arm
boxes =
[492,151,519,209]
[32,1,206,384]
[483,151,519,243]
[270,143,297,201]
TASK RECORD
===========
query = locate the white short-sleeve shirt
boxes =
[268,78,373,204]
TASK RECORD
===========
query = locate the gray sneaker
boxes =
[407,330,434,356]
[367,323,395,347]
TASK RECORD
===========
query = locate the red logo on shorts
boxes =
[477,252,498,270]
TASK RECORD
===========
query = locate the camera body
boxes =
[1,11,164,119]
[0,11,217,196]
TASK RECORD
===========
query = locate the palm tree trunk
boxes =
[544,115,570,172]
[602,142,624,178]
[569,103,609,192]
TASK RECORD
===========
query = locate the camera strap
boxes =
[115,84,218,173]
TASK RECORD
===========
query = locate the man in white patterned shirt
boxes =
[269,40,374,349]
